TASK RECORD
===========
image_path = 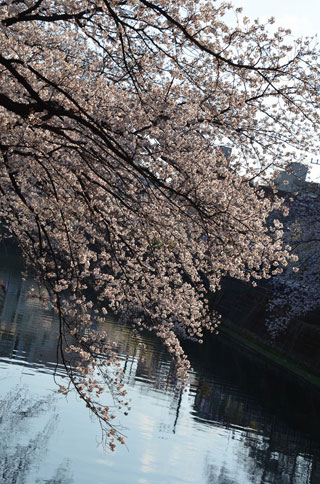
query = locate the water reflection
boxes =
[0,247,320,484]
[0,267,65,377]
[0,386,73,484]
[188,344,320,484]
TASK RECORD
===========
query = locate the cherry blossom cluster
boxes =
[266,191,320,337]
[0,0,319,449]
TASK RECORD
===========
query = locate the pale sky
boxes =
[228,0,320,181]
[230,0,320,39]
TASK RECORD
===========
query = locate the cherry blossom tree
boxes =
[266,191,320,337]
[0,0,319,449]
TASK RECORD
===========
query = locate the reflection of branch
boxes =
[172,389,183,434]
[0,386,73,484]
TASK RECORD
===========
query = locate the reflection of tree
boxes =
[204,454,239,484]
[0,270,61,368]
[0,386,73,484]
[202,429,318,484]
[242,427,318,484]
[194,375,253,428]
[101,318,180,393]
[193,371,320,484]
[37,465,73,484]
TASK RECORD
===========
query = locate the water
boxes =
[0,247,320,484]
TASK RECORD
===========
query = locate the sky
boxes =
[228,0,320,182]
[230,0,320,39]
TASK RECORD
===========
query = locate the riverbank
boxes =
[220,317,320,391]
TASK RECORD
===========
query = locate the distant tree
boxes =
[266,191,320,337]
[0,0,319,449]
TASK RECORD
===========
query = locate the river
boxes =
[0,247,320,484]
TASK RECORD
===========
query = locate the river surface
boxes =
[0,247,320,484]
